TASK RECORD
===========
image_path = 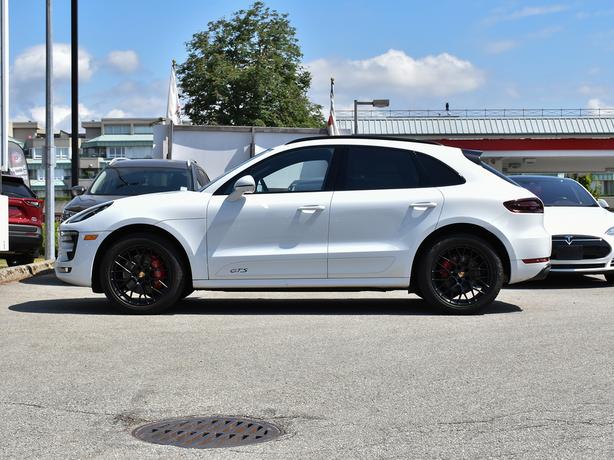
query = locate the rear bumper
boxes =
[527,264,551,281]
[0,224,42,256]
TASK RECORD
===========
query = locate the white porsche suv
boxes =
[56,137,551,314]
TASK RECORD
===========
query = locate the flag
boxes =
[327,77,340,136]
[166,61,181,124]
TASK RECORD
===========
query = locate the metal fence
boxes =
[336,108,614,119]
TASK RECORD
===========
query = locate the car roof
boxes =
[108,159,189,169]
[510,175,575,182]
[1,174,26,184]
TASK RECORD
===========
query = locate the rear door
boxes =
[328,145,445,279]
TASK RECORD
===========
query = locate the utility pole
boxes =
[0,0,8,195]
[70,0,78,187]
[44,0,55,260]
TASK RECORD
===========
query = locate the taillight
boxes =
[504,198,544,213]
[24,200,41,208]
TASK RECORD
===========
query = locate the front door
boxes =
[206,146,335,280]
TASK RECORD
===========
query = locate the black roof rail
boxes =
[285,135,442,146]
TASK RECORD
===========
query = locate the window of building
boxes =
[107,146,126,159]
[31,148,42,159]
[56,147,70,160]
[133,124,153,134]
[104,124,130,135]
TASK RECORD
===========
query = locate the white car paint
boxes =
[55,138,551,295]
[544,206,614,273]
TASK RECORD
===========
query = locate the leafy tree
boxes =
[576,174,601,199]
[177,2,322,127]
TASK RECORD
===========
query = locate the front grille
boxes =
[551,235,611,260]
[552,263,607,270]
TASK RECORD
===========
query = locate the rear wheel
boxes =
[416,234,504,314]
[604,272,614,284]
[100,233,185,314]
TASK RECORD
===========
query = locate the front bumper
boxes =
[55,230,109,287]
[550,257,614,274]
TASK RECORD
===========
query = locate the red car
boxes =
[1,174,44,266]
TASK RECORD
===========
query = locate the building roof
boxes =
[337,117,614,137]
[81,134,153,148]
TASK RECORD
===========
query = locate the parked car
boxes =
[62,159,210,221]
[1,174,44,266]
[56,136,551,315]
[511,175,614,283]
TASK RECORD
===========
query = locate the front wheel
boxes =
[100,233,185,314]
[416,234,504,314]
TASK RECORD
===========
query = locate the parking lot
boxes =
[1,272,613,459]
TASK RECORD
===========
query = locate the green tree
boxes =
[177,2,322,127]
[577,174,600,199]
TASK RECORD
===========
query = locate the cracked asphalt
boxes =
[1,271,613,459]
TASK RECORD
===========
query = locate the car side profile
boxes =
[56,137,551,314]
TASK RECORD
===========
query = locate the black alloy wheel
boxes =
[417,234,503,314]
[101,233,184,314]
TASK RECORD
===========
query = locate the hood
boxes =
[64,193,125,213]
[543,206,614,236]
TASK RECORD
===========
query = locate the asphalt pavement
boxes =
[1,272,613,459]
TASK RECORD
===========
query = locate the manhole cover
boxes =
[132,416,281,449]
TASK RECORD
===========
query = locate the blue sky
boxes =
[7,0,614,130]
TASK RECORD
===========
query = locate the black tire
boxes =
[604,272,614,284]
[6,255,34,267]
[416,234,504,314]
[180,287,195,300]
[100,233,185,314]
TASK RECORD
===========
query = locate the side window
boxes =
[414,152,465,187]
[339,146,420,190]
[217,147,334,195]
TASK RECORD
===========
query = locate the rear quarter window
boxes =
[414,152,465,187]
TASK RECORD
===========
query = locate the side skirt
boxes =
[192,277,409,291]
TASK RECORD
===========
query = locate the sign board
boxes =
[0,194,7,251]
[7,141,29,186]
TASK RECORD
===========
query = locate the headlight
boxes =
[606,227,614,236]
[67,202,113,224]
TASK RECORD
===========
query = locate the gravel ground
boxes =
[1,272,613,459]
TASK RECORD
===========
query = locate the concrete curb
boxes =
[0,260,55,284]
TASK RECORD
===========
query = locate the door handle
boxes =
[409,202,438,209]
[298,205,326,213]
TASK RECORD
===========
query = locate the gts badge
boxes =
[230,268,248,274]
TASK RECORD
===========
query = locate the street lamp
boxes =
[353,98,390,134]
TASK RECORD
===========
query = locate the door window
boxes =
[339,146,420,190]
[218,147,334,194]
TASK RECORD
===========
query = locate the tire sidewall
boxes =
[417,234,504,314]
[101,233,184,314]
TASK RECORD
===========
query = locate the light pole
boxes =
[353,99,389,134]
[45,0,55,260]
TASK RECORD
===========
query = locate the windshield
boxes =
[512,177,598,207]
[89,167,191,196]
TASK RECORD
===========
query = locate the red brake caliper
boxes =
[439,259,454,278]
[150,256,166,289]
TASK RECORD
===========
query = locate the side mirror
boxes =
[229,175,255,201]
[598,198,609,208]
[71,185,86,197]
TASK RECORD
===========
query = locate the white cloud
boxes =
[484,4,569,25]
[587,98,608,109]
[106,50,140,74]
[13,43,93,82]
[485,40,518,54]
[308,49,484,108]
[105,109,128,118]
[28,103,97,132]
